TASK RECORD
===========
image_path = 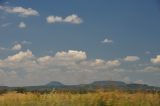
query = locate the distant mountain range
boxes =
[0,81,160,91]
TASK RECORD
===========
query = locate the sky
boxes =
[0,0,160,87]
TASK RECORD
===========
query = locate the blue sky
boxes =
[0,0,160,87]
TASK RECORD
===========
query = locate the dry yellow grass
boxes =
[0,91,159,106]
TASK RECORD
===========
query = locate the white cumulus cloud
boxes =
[55,50,87,61]
[46,14,83,24]
[6,50,34,62]
[18,22,26,28]
[106,60,120,67]
[143,66,160,72]
[0,49,123,86]
[151,55,160,64]
[46,16,63,23]
[12,44,22,51]
[63,14,83,24]
[37,56,53,63]
[102,38,113,44]
[0,5,39,17]
[124,56,140,62]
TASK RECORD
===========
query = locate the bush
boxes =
[15,88,27,93]
[0,89,8,95]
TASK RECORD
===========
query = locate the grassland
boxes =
[0,91,159,106]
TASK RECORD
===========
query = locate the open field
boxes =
[0,91,159,106]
